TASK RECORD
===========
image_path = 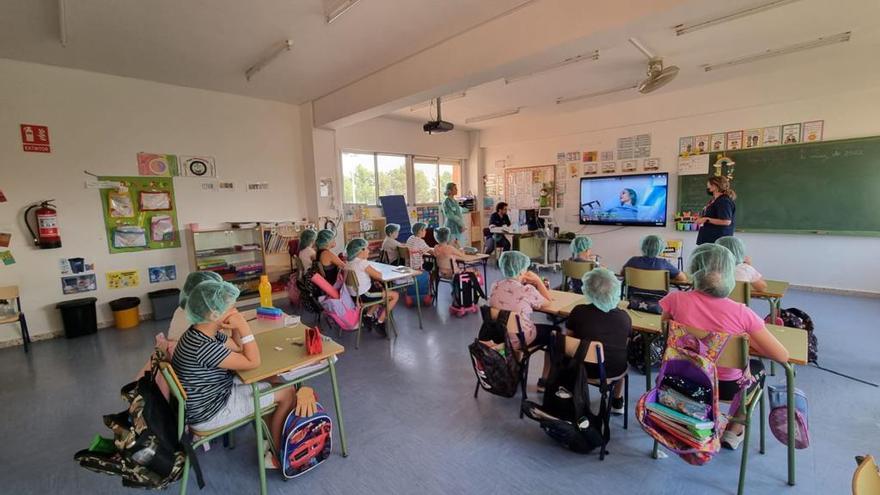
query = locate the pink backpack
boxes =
[320,282,360,331]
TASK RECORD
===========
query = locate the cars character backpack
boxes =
[280,403,333,479]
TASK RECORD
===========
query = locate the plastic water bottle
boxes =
[259,275,273,308]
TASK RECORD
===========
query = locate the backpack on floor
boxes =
[74,352,202,490]
[627,332,665,375]
[779,308,817,364]
[450,270,485,317]
[321,282,360,332]
[280,403,333,479]
[767,385,811,449]
[521,333,609,455]
[468,307,524,398]
[636,323,749,466]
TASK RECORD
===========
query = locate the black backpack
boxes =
[451,270,485,309]
[778,307,818,363]
[521,334,610,455]
[468,307,524,398]
[627,332,665,375]
[74,355,203,490]
[297,265,325,315]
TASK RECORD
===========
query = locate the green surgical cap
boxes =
[411,222,427,235]
[641,235,666,258]
[582,267,621,313]
[689,243,736,298]
[571,236,593,256]
[346,238,368,260]
[499,250,531,278]
[385,223,400,237]
[179,271,223,309]
[715,236,746,264]
[316,229,335,249]
[444,182,457,195]
[299,229,317,250]
[435,227,450,244]
[185,281,241,325]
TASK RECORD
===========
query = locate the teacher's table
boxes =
[236,324,348,495]
[368,261,424,332]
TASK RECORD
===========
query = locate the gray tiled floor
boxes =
[1,266,877,494]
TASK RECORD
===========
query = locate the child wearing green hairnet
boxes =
[715,236,768,292]
[621,235,688,284]
[567,236,598,293]
[167,271,224,340]
[345,238,398,336]
[433,227,475,279]
[565,268,630,414]
[298,229,318,268]
[659,244,789,451]
[171,281,317,468]
[381,224,403,265]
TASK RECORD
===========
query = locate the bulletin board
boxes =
[504,165,555,209]
[98,176,181,254]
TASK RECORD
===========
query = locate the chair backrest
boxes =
[343,270,359,297]
[293,256,306,279]
[397,246,411,266]
[561,335,605,365]
[159,362,187,436]
[488,306,522,336]
[624,267,669,292]
[853,455,880,495]
[562,260,595,289]
[728,281,751,305]
[0,285,19,300]
[673,322,749,370]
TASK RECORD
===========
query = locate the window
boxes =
[376,154,407,202]
[413,159,439,204]
[439,161,462,194]
[341,152,376,204]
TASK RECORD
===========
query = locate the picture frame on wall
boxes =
[678,136,694,155]
[725,130,743,150]
[762,126,781,146]
[710,133,726,152]
[694,135,710,154]
[782,123,802,144]
[600,161,616,174]
[744,129,762,149]
[621,160,637,172]
[802,120,824,142]
[642,158,660,171]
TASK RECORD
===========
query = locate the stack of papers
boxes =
[646,402,714,448]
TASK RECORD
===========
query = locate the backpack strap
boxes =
[570,339,592,421]
[514,314,528,350]
[472,274,486,302]
[181,433,205,489]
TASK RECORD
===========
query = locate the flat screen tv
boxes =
[579,173,668,226]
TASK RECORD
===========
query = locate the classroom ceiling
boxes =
[390,0,880,130]
[0,0,532,104]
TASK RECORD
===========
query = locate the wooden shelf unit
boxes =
[343,218,386,260]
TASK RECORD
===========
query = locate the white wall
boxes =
[0,59,308,344]
[481,57,880,294]
[335,116,471,159]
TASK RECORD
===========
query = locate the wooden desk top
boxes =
[241,309,300,335]
[763,324,808,365]
[458,253,490,263]
[367,261,422,282]
[752,280,790,299]
[236,325,345,384]
[541,290,588,316]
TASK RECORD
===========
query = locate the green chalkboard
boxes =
[676,136,880,236]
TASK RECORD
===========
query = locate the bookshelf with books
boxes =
[343,218,386,260]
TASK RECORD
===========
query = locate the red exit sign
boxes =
[20,124,51,153]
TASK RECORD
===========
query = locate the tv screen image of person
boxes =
[579,173,668,226]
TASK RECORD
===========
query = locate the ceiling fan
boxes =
[556,37,679,104]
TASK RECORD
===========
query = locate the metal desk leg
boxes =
[769,298,780,376]
[328,359,349,457]
[644,333,653,391]
[782,362,796,486]
[253,383,268,495]
[383,282,397,339]
[482,261,488,291]
[414,276,423,330]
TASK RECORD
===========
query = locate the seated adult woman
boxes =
[298,229,318,268]
[488,251,555,383]
[315,228,345,284]
[564,267,630,414]
[622,234,688,284]
[659,243,789,450]
[171,281,316,467]
[715,236,768,292]
[567,235,597,293]
[167,271,223,340]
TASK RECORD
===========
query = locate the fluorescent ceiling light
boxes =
[58,0,68,47]
[675,0,803,36]
[326,0,363,24]
[504,50,599,84]
[245,40,294,81]
[703,31,851,72]
[465,108,520,124]
[555,84,637,105]
[409,92,466,112]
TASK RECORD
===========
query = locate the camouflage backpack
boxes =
[74,352,203,490]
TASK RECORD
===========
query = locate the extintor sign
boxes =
[21,124,51,153]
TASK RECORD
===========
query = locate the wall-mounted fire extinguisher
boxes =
[24,200,62,249]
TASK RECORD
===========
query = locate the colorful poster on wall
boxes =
[99,176,181,254]
[0,250,15,266]
[0,231,10,248]
[802,120,824,142]
[782,123,802,144]
[179,155,217,178]
[693,135,710,154]
[59,257,95,275]
[710,133,726,152]
[678,136,694,155]
[744,129,762,149]
[106,269,140,289]
[148,265,177,283]
[61,274,97,295]
[582,151,598,162]
[568,162,580,178]
[137,152,178,177]
[725,130,743,150]
[762,126,781,146]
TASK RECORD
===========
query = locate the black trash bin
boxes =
[148,288,181,321]
[56,297,98,338]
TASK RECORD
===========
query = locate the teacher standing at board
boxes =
[695,176,736,245]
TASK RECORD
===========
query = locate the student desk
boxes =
[368,261,424,331]
[752,279,790,322]
[457,253,490,288]
[236,324,347,495]
[241,309,298,335]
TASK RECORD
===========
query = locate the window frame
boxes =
[340,149,463,207]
